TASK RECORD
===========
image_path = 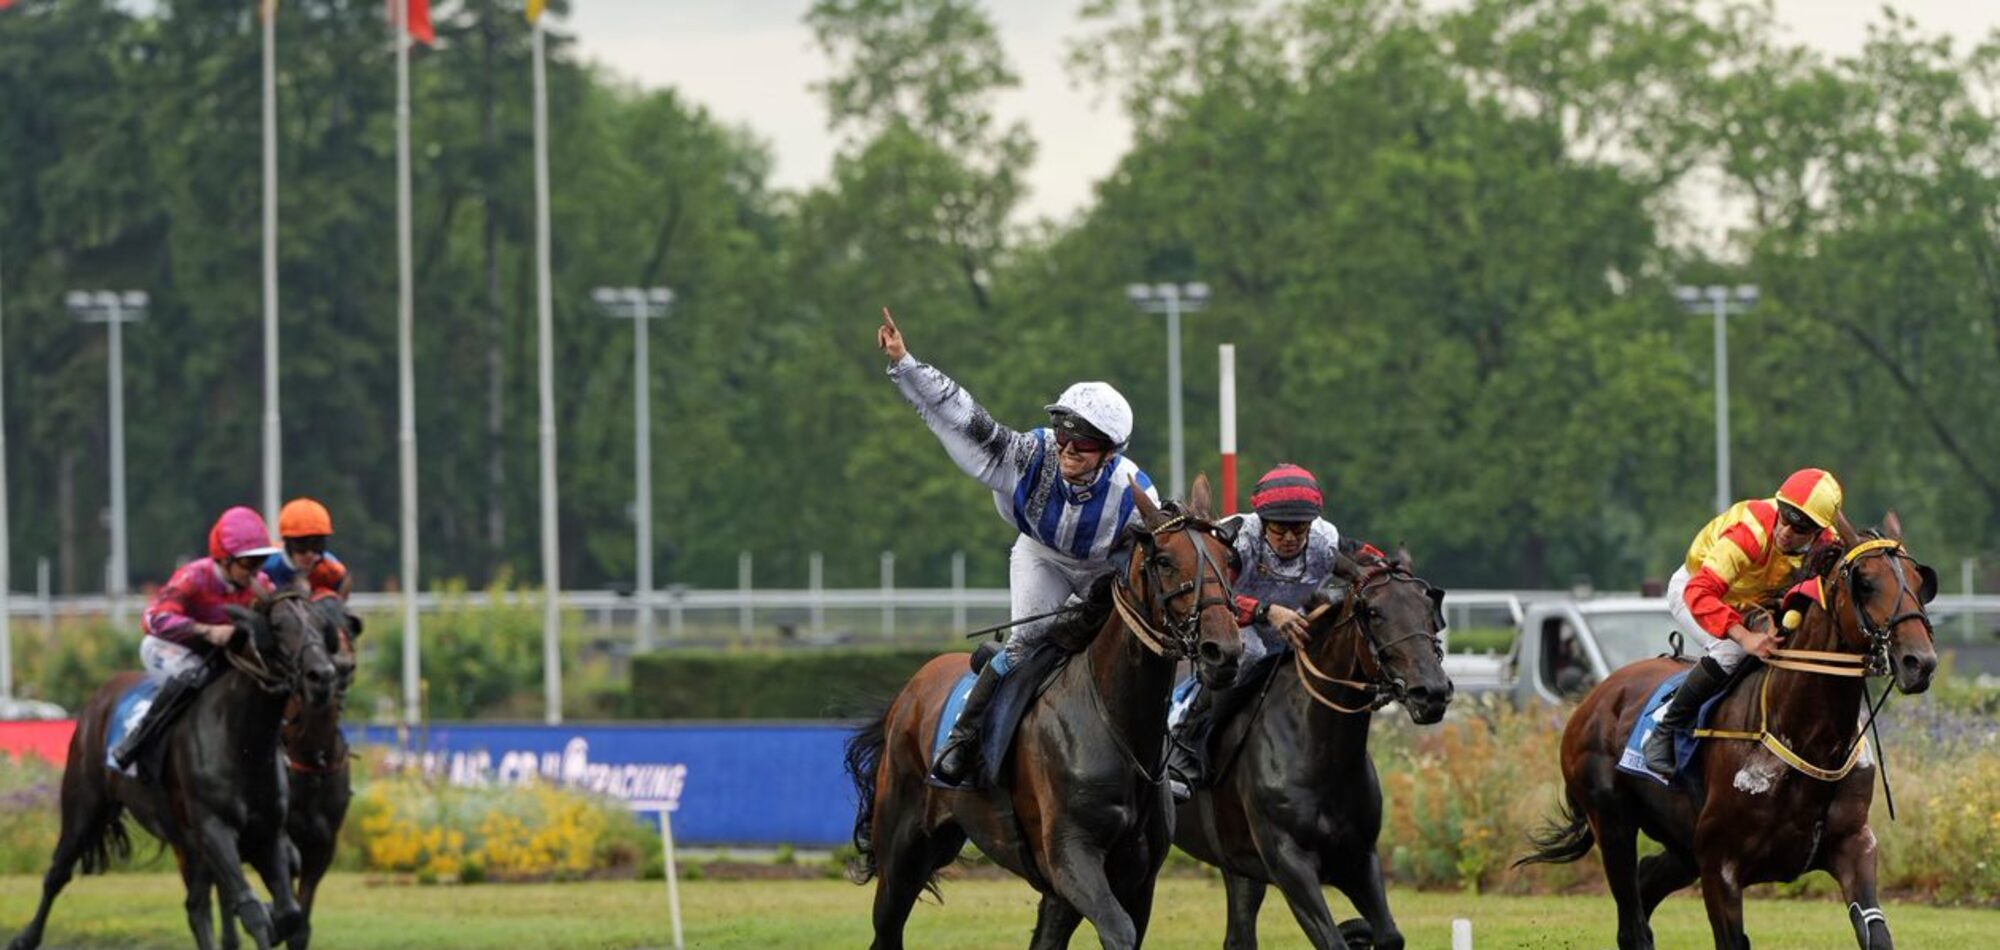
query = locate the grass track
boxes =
[1,873,1994,948]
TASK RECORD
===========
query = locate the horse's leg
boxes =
[1696,855,1750,950]
[189,815,275,950]
[1258,836,1343,950]
[246,833,304,945]
[1637,848,1698,918]
[177,851,220,950]
[288,841,329,950]
[1028,894,1084,950]
[1329,849,1403,950]
[865,794,961,950]
[1827,827,1891,950]
[1042,838,1138,950]
[1107,811,1168,947]
[1220,871,1267,950]
[6,786,118,950]
[216,884,241,950]
[1594,812,1652,950]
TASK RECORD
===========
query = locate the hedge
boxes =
[625,646,970,719]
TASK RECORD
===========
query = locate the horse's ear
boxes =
[224,603,267,652]
[1882,509,1904,542]
[1835,511,1862,547]
[1393,541,1413,571]
[1132,485,1166,529]
[1187,473,1213,520]
[1331,551,1363,582]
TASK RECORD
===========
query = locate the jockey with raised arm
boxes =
[1167,464,1351,801]
[1642,467,1843,777]
[878,308,1160,788]
[110,506,282,775]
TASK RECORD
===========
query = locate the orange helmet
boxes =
[278,498,335,538]
[1775,468,1842,530]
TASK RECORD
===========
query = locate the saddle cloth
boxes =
[1616,667,1727,786]
[927,641,1069,789]
[104,677,163,772]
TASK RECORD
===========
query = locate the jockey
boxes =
[1642,468,1843,776]
[1167,464,1345,801]
[110,506,281,774]
[877,308,1159,788]
[264,497,352,603]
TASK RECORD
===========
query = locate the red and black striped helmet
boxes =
[1252,464,1323,522]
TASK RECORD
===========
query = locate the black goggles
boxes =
[1778,503,1820,534]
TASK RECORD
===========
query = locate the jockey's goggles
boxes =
[230,555,267,572]
[1778,502,1820,534]
[1263,520,1313,539]
[287,535,329,555]
[1054,430,1111,455]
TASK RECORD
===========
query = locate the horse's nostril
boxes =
[1198,641,1225,665]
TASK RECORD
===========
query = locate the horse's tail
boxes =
[76,803,133,875]
[843,703,891,886]
[1513,792,1595,867]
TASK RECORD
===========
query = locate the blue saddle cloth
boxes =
[104,677,163,771]
[1616,667,1731,786]
[927,642,1068,789]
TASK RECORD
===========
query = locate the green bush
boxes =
[9,620,140,712]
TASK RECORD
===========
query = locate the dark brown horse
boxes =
[846,479,1245,950]
[8,589,340,950]
[1519,530,1938,949]
[1174,554,1454,950]
[221,597,361,950]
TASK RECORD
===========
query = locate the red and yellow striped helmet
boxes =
[1775,468,1843,529]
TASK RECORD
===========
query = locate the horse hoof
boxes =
[1338,917,1375,949]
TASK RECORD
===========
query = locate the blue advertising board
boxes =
[352,722,858,847]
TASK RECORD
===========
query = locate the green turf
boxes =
[0,872,1992,948]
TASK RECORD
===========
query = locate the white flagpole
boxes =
[0,243,11,701]
[532,13,562,725]
[261,0,282,529]
[396,0,422,726]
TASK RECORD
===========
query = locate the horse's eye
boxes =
[1152,554,1176,572]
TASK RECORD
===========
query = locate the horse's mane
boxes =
[1045,573,1117,652]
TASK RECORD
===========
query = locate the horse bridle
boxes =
[227,590,322,695]
[1834,539,1935,678]
[1111,505,1239,659]
[1295,564,1445,713]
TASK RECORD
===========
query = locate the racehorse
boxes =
[1173,552,1454,950]
[846,478,1245,950]
[8,589,340,950]
[1518,527,1937,949]
[221,597,362,950]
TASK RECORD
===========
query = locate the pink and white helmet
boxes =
[206,506,283,562]
[1044,382,1134,450]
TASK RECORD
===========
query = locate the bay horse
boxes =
[846,478,1245,950]
[8,589,341,950]
[1518,529,1937,949]
[1173,552,1455,950]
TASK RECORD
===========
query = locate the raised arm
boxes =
[880,308,1038,494]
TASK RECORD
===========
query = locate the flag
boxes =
[387,0,434,45]
[526,0,548,25]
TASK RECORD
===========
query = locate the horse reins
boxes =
[1294,565,1444,714]
[225,593,318,695]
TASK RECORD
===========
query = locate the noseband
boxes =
[1295,564,1445,713]
[1111,507,1238,659]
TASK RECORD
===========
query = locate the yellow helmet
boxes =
[1775,468,1842,529]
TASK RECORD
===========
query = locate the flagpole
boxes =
[0,243,12,701]
[396,0,422,727]
[532,14,562,725]
[261,0,281,529]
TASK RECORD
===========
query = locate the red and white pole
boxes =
[1219,343,1238,514]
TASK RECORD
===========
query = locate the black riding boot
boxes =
[110,664,212,776]
[1642,656,1729,777]
[1167,684,1221,802]
[930,662,1005,788]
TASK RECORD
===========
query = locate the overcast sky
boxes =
[564,1,2000,224]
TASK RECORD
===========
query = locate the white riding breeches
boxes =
[999,535,1117,673]
[140,635,204,682]
[1666,565,1750,673]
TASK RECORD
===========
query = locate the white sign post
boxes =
[656,804,685,950]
